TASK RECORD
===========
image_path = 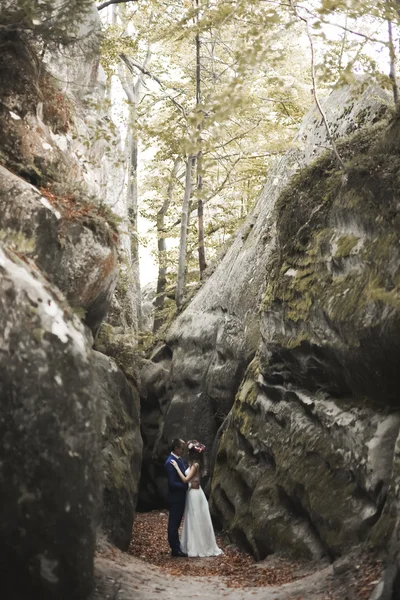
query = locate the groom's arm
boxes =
[166,462,187,490]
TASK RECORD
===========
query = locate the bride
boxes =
[171,440,223,558]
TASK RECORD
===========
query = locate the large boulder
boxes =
[0,0,137,344]
[92,351,142,551]
[211,112,400,559]
[0,166,118,333]
[0,1,143,596]
[140,84,391,507]
[0,246,102,599]
[0,2,142,595]
[0,1,121,335]
[0,3,103,194]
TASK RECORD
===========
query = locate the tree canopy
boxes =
[98,0,399,333]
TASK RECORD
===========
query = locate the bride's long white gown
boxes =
[180,469,223,557]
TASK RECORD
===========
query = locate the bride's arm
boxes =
[171,461,198,482]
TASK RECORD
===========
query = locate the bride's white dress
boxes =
[180,469,223,557]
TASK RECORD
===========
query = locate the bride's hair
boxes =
[187,441,207,476]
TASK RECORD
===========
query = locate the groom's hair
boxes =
[171,438,183,452]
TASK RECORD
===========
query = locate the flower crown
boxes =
[187,440,206,453]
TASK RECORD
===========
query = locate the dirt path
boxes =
[92,511,383,600]
[93,553,337,600]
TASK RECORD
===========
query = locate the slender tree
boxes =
[154,158,182,332]
[195,0,207,278]
[176,157,195,308]
[387,0,399,104]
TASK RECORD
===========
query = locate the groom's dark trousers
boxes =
[165,453,188,554]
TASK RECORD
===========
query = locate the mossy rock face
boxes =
[211,361,400,561]
[0,165,118,334]
[92,351,142,551]
[211,115,400,561]
[0,15,125,243]
[95,323,140,386]
[0,31,84,189]
[262,118,400,405]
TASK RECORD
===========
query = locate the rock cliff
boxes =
[0,247,101,599]
[211,113,400,560]
[0,1,142,597]
[93,351,142,551]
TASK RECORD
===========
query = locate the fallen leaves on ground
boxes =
[354,557,383,600]
[127,510,305,588]
[96,511,384,598]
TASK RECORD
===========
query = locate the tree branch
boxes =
[293,5,346,171]
[118,63,135,103]
[97,0,136,11]
[203,122,261,156]
[387,1,399,105]
[260,0,388,45]
[120,53,187,117]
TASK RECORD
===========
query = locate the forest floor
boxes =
[93,511,383,600]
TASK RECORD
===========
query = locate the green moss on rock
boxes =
[334,234,359,258]
[211,113,400,563]
[263,118,400,336]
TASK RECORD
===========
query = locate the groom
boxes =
[165,438,188,557]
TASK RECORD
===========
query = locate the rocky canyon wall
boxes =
[0,2,142,598]
[211,110,400,561]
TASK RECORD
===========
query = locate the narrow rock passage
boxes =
[93,512,383,600]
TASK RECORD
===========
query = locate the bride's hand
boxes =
[170,459,179,469]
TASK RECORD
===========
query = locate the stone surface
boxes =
[0,246,102,599]
[140,84,392,509]
[0,1,133,339]
[139,350,174,507]
[333,556,353,576]
[141,281,156,332]
[211,365,400,560]
[368,567,397,600]
[0,0,139,351]
[0,165,118,333]
[0,2,142,597]
[0,1,122,205]
[92,351,142,551]
[211,112,400,559]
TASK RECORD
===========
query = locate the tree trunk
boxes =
[197,153,207,277]
[153,158,181,333]
[117,41,152,332]
[175,157,194,308]
[125,102,142,331]
[195,3,207,278]
[387,5,399,105]
[127,105,139,251]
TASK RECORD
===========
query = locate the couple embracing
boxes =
[164,438,223,558]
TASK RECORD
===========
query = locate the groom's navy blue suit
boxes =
[165,453,188,554]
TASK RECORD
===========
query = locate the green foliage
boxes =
[263,116,399,331]
[104,1,313,289]
[101,24,139,77]
[99,0,398,318]
[0,0,96,47]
